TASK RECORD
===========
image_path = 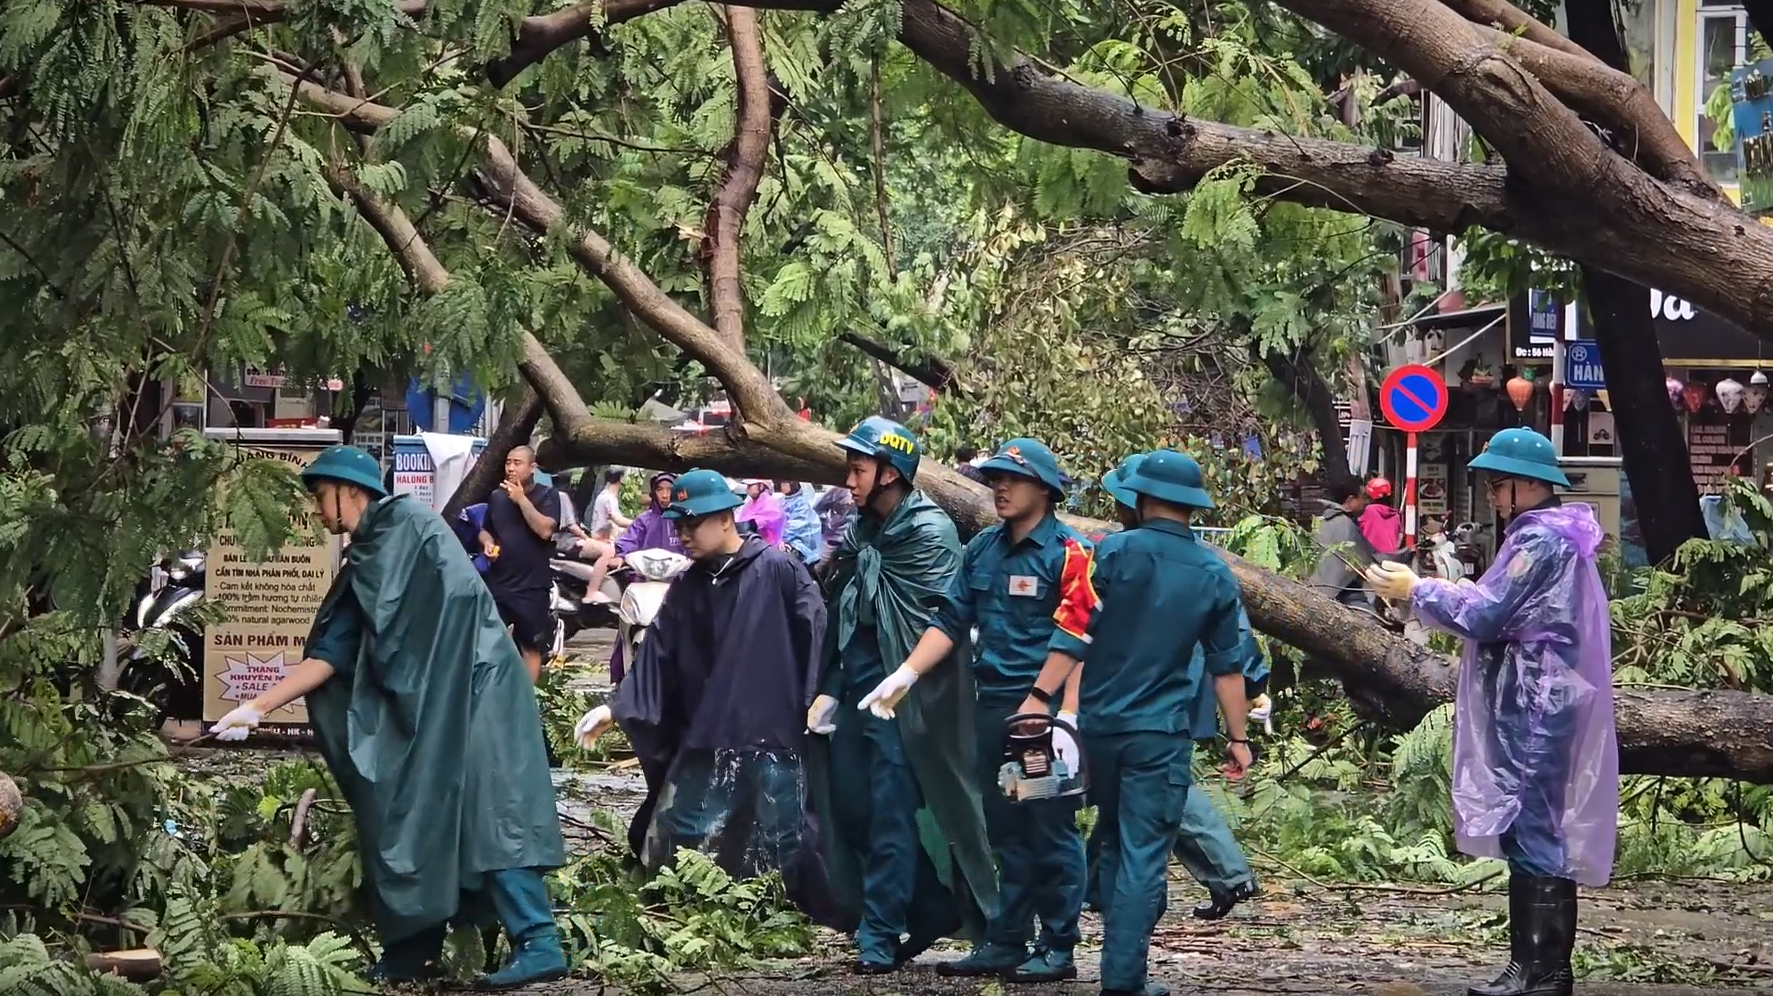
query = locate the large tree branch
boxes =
[837,330,961,394]
[1467,24,1712,197]
[702,7,774,351]
[442,388,545,518]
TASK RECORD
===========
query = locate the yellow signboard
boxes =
[201,431,341,724]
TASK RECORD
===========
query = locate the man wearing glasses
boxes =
[1366,428,1617,996]
[573,469,828,902]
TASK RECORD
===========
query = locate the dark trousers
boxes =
[1085,732,1190,993]
[828,709,922,960]
[1479,658,1578,879]
[975,697,1084,952]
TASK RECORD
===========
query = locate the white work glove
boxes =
[574,705,614,748]
[1364,561,1421,601]
[213,704,263,742]
[806,695,839,735]
[1248,694,1274,736]
[857,663,921,719]
[1053,712,1080,775]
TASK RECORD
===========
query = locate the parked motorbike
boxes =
[548,558,622,658]
[1451,521,1491,580]
[611,548,691,686]
[120,550,207,725]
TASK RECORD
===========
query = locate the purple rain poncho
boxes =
[1409,502,1619,887]
[737,489,786,547]
[616,473,686,557]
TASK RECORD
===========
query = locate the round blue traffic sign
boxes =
[1378,364,1448,432]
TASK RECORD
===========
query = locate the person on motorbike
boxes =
[614,472,686,559]
[777,480,824,563]
[212,446,568,990]
[806,417,998,974]
[1359,477,1403,556]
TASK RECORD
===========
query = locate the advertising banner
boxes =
[200,429,342,725]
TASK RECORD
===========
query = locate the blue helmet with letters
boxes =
[835,416,922,483]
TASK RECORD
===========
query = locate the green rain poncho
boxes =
[807,490,999,943]
[303,494,567,943]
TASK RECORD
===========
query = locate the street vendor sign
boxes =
[200,428,342,726]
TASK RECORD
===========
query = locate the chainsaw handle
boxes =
[1005,712,1079,737]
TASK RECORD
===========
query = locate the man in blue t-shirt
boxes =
[479,445,562,682]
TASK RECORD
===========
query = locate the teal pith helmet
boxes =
[1469,428,1570,487]
[978,437,1066,494]
[1123,449,1215,510]
[662,468,745,519]
[302,445,387,498]
[834,415,922,483]
[1102,452,1149,508]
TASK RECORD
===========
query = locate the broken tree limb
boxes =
[86,949,163,983]
[282,59,1773,787]
[0,771,21,840]
[703,6,774,352]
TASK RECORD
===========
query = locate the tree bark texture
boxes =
[1565,0,1707,565]
[278,31,1773,786]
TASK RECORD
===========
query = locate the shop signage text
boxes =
[1564,340,1606,391]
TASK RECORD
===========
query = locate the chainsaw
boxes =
[997,712,1087,802]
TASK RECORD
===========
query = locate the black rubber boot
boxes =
[1467,875,1576,996]
[1192,880,1257,921]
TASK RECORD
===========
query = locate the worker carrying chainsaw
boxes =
[212,446,569,990]
[1080,452,1269,924]
[859,437,1093,983]
[1022,448,1251,996]
[805,417,999,974]
[1365,427,1617,996]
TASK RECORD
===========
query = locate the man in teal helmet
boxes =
[212,445,568,990]
[1083,451,1267,922]
[860,437,1095,983]
[805,417,999,973]
[577,468,830,908]
[1368,428,1616,996]
[1022,449,1252,996]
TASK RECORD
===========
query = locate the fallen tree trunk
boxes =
[289,63,1773,788]
[537,421,1773,785]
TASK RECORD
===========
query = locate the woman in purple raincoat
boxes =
[1368,427,1616,996]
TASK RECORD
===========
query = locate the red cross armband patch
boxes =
[1052,538,1100,642]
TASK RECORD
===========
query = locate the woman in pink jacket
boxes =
[1359,477,1403,557]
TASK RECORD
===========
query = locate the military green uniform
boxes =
[1070,450,1244,996]
[928,438,1095,982]
[296,446,568,992]
[809,418,999,971]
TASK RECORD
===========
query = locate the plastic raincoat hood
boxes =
[1409,502,1618,886]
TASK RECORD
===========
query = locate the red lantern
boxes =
[1683,380,1708,413]
[1505,375,1534,412]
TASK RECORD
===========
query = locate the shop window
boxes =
[1698,0,1752,183]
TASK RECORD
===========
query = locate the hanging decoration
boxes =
[1566,389,1590,412]
[1683,379,1708,413]
[1748,372,1770,414]
[1716,377,1746,414]
[1666,376,1684,407]
[1506,374,1534,411]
